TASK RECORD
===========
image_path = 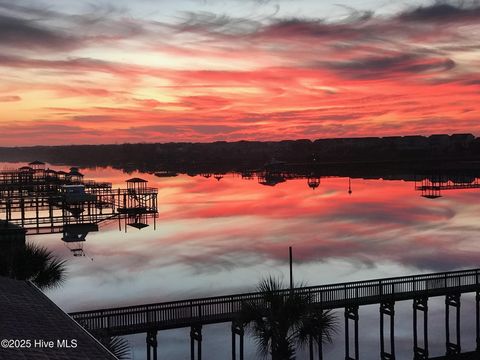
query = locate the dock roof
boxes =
[126,177,147,182]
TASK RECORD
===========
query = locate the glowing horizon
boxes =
[1,0,480,146]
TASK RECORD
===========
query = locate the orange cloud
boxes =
[0,1,479,145]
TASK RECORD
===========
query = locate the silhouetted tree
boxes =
[98,336,132,360]
[0,242,67,289]
[239,277,337,360]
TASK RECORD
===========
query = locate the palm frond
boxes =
[1,242,67,289]
[33,256,67,289]
[98,336,132,360]
[240,276,338,360]
[296,309,338,348]
[24,242,67,289]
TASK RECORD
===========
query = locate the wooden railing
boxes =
[70,268,480,335]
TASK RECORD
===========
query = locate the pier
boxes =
[0,162,158,255]
[71,268,480,359]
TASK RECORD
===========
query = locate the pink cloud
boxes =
[0,95,21,102]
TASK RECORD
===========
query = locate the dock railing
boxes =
[70,268,480,335]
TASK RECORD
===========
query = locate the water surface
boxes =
[12,164,480,359]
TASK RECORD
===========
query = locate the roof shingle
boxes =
[0,276,118,360]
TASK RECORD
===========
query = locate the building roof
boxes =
[28,161,45,165]
[126,177,147,183]
[0,276,118,360]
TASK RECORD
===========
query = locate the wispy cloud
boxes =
[399,1,480,22]
[0,0,479,145]
[0,95,21,102]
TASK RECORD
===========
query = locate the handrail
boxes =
[70,268,480,320]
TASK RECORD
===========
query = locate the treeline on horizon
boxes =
[0,133,479,173]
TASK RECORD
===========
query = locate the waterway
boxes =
[7,162,480,359]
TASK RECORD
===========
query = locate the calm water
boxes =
[10,163,480,359]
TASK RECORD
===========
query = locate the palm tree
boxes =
[0,242,67,290]
[239,277,337,360]
[98,336,132,360]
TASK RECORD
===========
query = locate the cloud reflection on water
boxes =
[7,164,472,359]
[32,166,480,314]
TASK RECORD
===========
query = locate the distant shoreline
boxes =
[1,133,479,176]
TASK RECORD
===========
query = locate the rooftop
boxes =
[0,276,118,360]
[126,177,147,183]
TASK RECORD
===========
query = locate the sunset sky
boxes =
[1,0,479,146]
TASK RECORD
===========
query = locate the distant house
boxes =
[451,133,475,148]
[401,136,428,149]
[428,134,451,147]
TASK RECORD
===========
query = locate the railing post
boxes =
[102,310,108,330]
[380,301,395,360]
[232,323,235,360]
[345,307,349,360]
[231,321,244,360]
[345,306,359,360]
[146,330,158,360]
[309,335,314,360]
[445,293,461,355]
[413,297,428,360]
[318,329,324,360]
[190,325,202,360]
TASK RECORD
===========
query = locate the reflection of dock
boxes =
[71,268,480,360]
[0,162,158,255]
[257,171,286,186]
[415,175,480,198]
[255,166,323,190]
